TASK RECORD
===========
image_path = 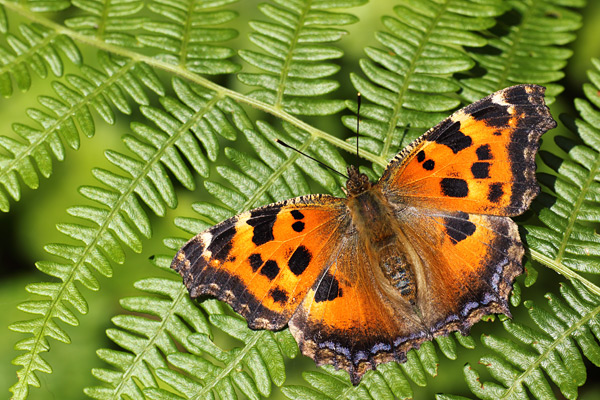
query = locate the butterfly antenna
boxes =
[275,139,349,180]
[356,92,361,168]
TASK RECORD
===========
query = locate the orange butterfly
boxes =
[172,85,556,384]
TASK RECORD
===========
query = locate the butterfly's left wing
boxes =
[172,195,348,330]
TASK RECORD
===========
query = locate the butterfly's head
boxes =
[345,165,372,197]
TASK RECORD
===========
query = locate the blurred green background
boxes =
[2,0,600,398]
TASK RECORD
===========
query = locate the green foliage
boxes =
[1,0,599,399]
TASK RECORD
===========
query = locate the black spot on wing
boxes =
[444,212,477,245]
[417,150,425,162]
[291,210,304,220]
[289,245,312,276]
[292,221,305,232]
[476,144,493,160]
[206,225,236,262]
[260,260,280,280]
[270,287,288,304]
[246,206,281,246]
[249,253,263,272]
[488,183,504,203]
[471,162,491,179]
[440,178,469,198]
[423,159,435,171]
[433,120,472,154]
[502,85,529,104]
[315,273,342,303]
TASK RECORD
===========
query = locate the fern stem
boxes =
[178,0,195,67]
[10,70,224,397]
[494,1,529,90]
[112,285,191,398]
[242,135,318,211]
[0,0,388,168]
[530,249,600,297]
[274,1,310,108]
[0,29,57,76]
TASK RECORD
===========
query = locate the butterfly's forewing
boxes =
[172,195,346,330]
[379,84,556,216]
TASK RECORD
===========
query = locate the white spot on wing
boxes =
[200,231,213,257]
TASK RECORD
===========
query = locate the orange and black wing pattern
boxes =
[380,84,556,216]
[171,195,347,330]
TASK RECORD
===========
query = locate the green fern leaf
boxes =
[0,52,164,212]
[3,0,598,398]
[8,78,241,397]
[464,281,600,400]
[66,0,145,46]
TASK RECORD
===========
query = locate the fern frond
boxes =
[8,80,239,399]
[526,58,600,277]
[0,22,81,96]
[238,0,365,116]
[140,0,240,74]
[463,280,600,400]
[0,52,163,212]
[349,0,506,165]
[461,0,585,103]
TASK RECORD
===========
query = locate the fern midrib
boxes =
[554,152,600,263]
[493,0,529,90]
[501,301,600,399]
[81,91,224,397]
[178,0,195,66]
[380,1,448,159]
[0,0,388,169]
[0,30,57,76]
[194,329,268,399]
[96,0,110,38]
[0,59,138,188]
[274,0,310,108]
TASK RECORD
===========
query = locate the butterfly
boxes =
[171,84,556,385]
